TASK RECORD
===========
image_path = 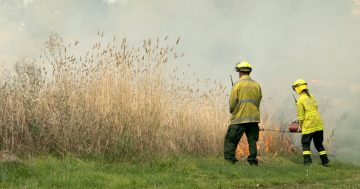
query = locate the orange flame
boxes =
[235,114,298,160]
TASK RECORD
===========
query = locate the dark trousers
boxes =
[301,130,329,165]
[224,123,259,163]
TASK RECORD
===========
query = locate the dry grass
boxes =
[0,32,297,160]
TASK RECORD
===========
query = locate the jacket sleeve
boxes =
[296,101,305,128]
[229,85,238,114]
[258,86,262,108]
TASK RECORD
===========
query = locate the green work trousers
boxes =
[301,130,329,165]
[224,123,259,164]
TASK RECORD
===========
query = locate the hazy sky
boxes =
[1,0,360,160]
[1,0,360,91]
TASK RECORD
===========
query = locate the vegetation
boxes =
[0,33,296,160]
[1,155,359,189]
[0,32,354,188]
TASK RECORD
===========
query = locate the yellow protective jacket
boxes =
[296,93,324,134]
[229,75,262,125]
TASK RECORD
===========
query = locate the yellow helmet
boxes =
[235,61,252,72]
[292,79,308,94]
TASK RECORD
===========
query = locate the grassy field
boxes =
[1,155,359,189]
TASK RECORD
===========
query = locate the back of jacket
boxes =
[229,75,262,125]
[296,93,324,134]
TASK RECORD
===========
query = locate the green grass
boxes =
[1,155,359,189]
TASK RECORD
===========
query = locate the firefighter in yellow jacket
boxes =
[224,61,262,165]
[292,79,330,166]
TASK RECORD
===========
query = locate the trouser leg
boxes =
[313,130,329,165]
[301,133,313,165]
[245,123,259,165]
[224,124,245,163]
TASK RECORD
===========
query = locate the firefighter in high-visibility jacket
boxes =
[224,61,262,165]
[292,79,330,166]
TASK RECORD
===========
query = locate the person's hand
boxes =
[297,127,302,133]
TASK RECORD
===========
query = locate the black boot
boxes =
[303,155,312,166]
[226,158,238,165]
[248,159,258,166]
[320,155,329,166]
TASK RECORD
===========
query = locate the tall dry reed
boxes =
[0,32,297,160]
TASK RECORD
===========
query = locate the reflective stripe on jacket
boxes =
[296,93,324,134]
[229,75,262,125]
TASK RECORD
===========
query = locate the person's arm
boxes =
[258,86,262,108]
[229,85,238,114]
[296,101,305,129]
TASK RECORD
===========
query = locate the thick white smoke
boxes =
[1,0,360,163]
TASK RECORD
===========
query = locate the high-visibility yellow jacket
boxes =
[296,93,324,134]
[229,75,262,125]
